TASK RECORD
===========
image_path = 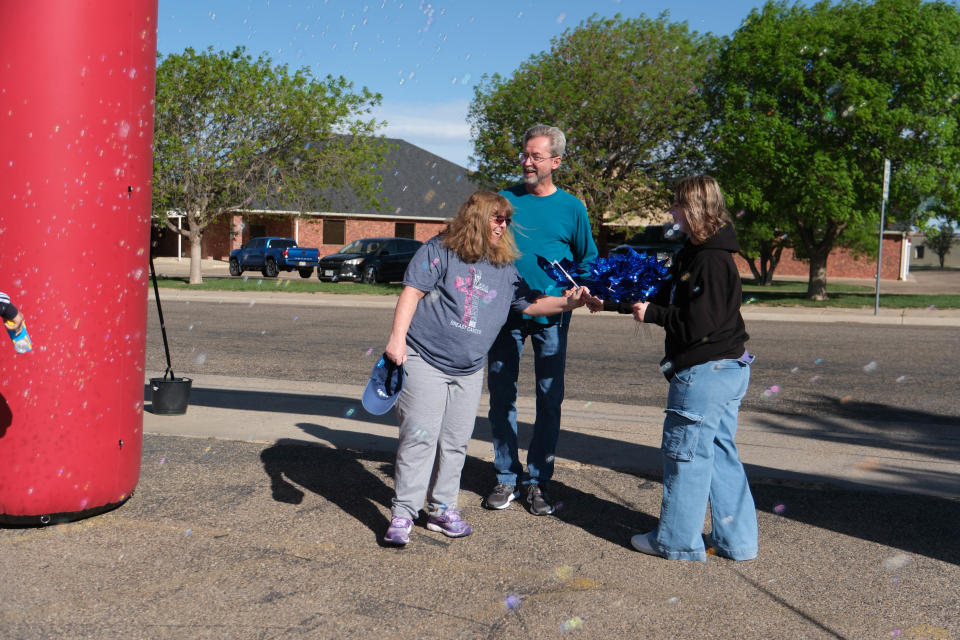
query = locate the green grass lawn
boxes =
[741,292,959,309]
[153,276,402,295]
[152,275,960,309]
[740,278,960,308]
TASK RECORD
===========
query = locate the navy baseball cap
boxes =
[361,353,405,415]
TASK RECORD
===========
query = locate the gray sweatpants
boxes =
[391,348,484,521]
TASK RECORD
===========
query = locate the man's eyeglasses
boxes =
[518,152,558,163]
[491,215,512,226]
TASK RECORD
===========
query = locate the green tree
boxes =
[733,207,791,285]
[707,0,960,299]
[468,14,718,252]
[153,46,387,283]
[925,221,956,268]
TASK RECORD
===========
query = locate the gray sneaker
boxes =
[484,483,517,510]
[524,484,555,516]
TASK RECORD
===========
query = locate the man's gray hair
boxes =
[523,124,566,158]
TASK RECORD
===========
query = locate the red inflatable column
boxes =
[0,0,158,523]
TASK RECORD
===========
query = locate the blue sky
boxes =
[158,0,777,168]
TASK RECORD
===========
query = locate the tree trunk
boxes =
[743,256,762,284]
[188,210,204,284]
[767,244,784,284]
[597,224,610,257]
[742,242,783,286]
[759,256,773,286]
[805,250,829,300]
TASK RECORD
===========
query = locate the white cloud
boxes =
[372,99,475,169]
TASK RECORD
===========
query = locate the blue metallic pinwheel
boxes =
[536,249,672,304]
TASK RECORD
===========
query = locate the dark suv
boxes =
[317,237,423,283]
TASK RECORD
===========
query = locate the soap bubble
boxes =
[560,616,584,633]
[505,594,522,610]
[773,503,786,514]
[862,361,878,373]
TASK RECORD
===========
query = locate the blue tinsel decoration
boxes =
[536,249,672,304]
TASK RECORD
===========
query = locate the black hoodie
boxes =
[643,222,748,378]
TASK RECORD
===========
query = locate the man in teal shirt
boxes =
[485,124,598,516]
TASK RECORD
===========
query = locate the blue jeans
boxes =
[487,313,569,487]
[651,357,758,562]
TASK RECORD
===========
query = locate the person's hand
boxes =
[632,300,649,323]
[574,286,603,313]
[563,286,586,310]
[385,334,407,366]
[4,311,24,333]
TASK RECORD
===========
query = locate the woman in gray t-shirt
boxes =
[380,191,598,546]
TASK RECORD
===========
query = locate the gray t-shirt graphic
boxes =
[403,236,540,375]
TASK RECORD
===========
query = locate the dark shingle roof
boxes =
[255,138,489,220]
[350,138,489,219]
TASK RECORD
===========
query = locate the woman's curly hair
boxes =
[441,191,518,266]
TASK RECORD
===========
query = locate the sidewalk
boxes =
[143,372,960,501]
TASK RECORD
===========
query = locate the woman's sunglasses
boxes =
[491,215,512,226]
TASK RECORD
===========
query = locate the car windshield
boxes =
[339,240,380,255]
[272,239,296,249]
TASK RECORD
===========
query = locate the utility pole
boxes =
[874,158,890,316]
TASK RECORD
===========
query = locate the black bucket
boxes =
[149,377,192,415]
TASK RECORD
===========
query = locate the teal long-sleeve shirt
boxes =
[500,184,598,325]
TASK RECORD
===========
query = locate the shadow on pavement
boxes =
[150,385,960,565]
[761,393,960,428]
[249,421,960,567]
[259,437,394,546]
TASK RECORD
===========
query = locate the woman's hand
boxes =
[563,287,585,310]
[631,300,649,323]
[385,333,407,366]
[581,287,604,313]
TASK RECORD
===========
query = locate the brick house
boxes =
[731,231,912,281]
[154,138,487,260]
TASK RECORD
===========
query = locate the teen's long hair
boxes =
[674,175,732,244]
[441,191,518,266]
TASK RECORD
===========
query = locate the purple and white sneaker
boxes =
[384,516,413,545]
[426,510,472,538]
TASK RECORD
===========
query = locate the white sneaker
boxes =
[630,532,660,556]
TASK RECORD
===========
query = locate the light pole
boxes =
[874,158,891,316]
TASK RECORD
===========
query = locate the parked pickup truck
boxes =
[229,237,319,278]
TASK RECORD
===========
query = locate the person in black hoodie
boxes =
[628,175,758,562]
